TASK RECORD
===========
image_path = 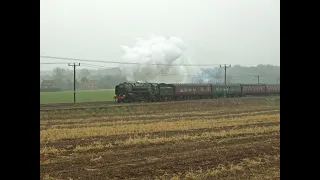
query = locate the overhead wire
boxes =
[40,55,224,67]
[40,62,261,79]
[40,55,270,80]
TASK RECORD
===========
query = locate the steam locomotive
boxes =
[114,81,280,103]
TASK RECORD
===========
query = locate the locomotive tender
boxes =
[114,82,280,103]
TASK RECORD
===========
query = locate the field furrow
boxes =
[40,97,280,180]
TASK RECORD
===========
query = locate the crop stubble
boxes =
[40,97,280,180]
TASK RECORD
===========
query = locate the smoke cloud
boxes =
[119,34,192,83]
[192,68,224,84]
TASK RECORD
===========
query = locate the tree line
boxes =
[40,64,280,91]
[40,67,127,90]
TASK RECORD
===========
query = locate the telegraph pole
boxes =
[68,63,80,103]
[220,64,231,98]
[254,74,262,84]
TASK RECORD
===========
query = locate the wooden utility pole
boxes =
[68,63,81,103]
[220,64,231,97]
[254,74,262,84]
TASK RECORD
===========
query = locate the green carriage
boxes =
[211,84,242,98]
[211,84,225,98]
[157,83,175,101]
[227,84,242,97]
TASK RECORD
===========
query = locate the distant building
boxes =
[67,80,80,90]
[80,80,98,90]
[41,80,56,89]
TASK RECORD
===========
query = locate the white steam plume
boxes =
[120,34,192,83]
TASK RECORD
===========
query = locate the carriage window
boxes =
[180,88,184,92]
[189,88,192,91]
[193,87,196,91]
[207,87,210,91]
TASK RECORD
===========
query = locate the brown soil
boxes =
[40,98,280,180]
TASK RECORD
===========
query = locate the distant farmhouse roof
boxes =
[41,80,55,86]
[82,80,98,86]
[41,80,56,88]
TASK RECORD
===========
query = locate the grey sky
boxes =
[40,0,280,71]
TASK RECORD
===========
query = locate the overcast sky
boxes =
[40,0,280,71]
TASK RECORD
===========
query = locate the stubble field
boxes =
[40,97,280,180]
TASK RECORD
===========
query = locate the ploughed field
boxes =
[40,97,280,180]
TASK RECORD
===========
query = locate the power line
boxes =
[40,68,260,78]
[40,55,224,67]
[40,62,68,64]
[81,63,113,68]
[40,63,261,79]
[40,59,268,83]
[40,62,119,69]
[80,63,120,70]
[158,73,257,78]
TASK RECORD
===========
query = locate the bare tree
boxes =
[78,69,91,80]
[81,77,88,83]
[52,67,68,89]
[53,67,66,80]
[226,75,233,84]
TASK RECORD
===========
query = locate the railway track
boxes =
[40,101,115,108]
[40,96,280,112]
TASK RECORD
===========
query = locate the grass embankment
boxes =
[40,89,114,104]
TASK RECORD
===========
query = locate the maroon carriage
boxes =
[172,83,212,100]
